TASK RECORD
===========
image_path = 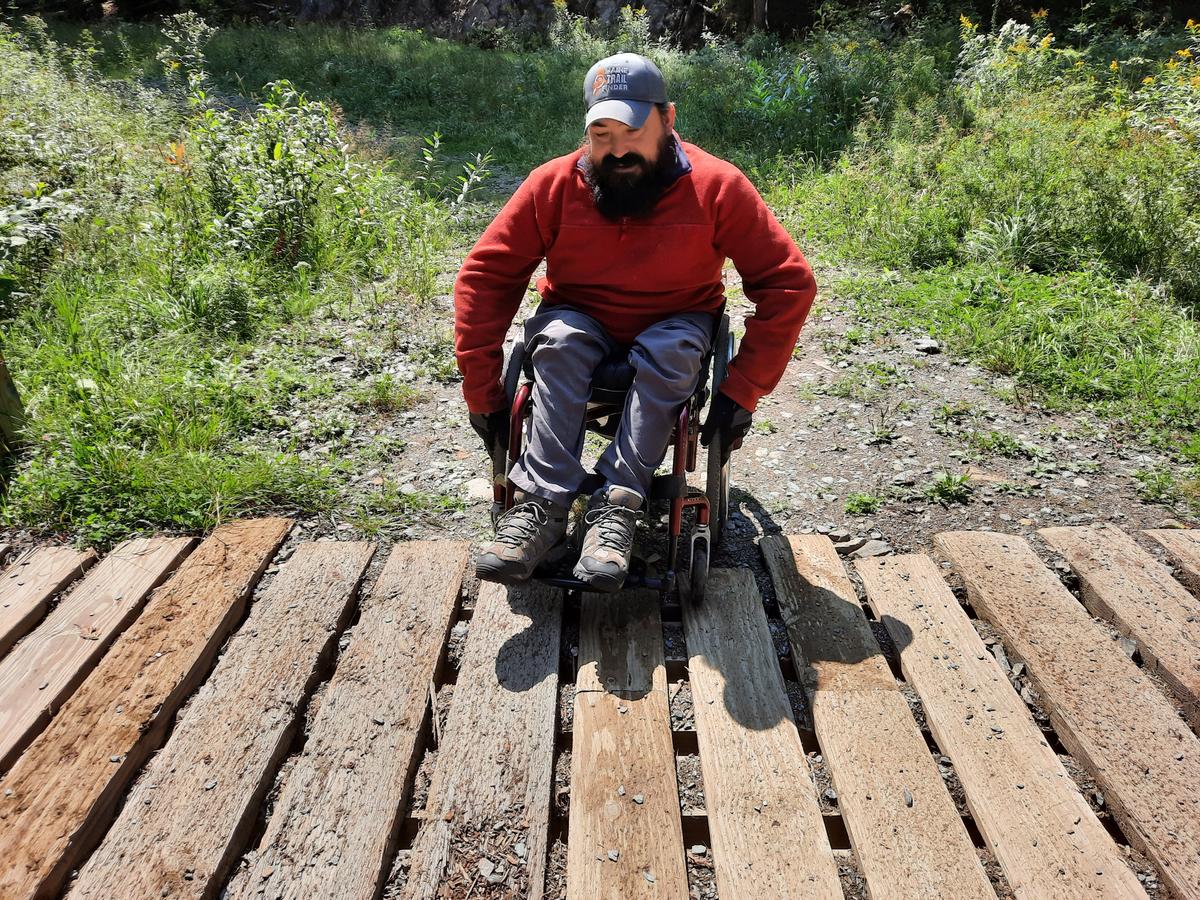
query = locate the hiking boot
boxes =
[573,486,644,593]
[476,490,569,585]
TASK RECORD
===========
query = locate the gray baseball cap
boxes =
[583,53,668,129]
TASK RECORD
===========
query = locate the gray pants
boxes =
[508,305,714,508]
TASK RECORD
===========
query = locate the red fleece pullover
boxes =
[453,132,817,415]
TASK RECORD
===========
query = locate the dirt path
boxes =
[283,252,1191,557]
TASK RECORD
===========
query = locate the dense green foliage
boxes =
[0,15,464,542]
[2,4,1197,542]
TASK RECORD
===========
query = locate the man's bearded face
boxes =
[583,126,675,221]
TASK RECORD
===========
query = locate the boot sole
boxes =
[571,564,626,593]
[477,541,570,587]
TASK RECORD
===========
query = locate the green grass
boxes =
[844,492,882,515]
[841,267,1200,460]
[961,429,1046,460]
[349,374,422,414]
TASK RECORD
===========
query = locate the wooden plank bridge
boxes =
[0,519,1198,898]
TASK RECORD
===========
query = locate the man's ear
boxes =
[665,102,677,131]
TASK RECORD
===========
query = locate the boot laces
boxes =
[495,500,551,548]
[584,502,643,553]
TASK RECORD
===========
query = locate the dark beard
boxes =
[583,132,676,221]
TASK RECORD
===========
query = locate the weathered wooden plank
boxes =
[682,567,841,898]
[1143,528,1200,594]
[568,589,686,898]
[401,578,561,900]
[762,534,995,899]
[223,541,468,900]
[1041,524,1200,728]
[936,530,1200,899]
[0,546,98,657]
[0,537,195,773]
[0,517,290,900]
[760,534,895,693]
[857,553,1146,899]
[70,540,376,900]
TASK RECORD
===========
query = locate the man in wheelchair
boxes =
[454,52,817,592]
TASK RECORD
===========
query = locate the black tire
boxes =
[706,315,733,546]
[689,541,709,606]
[502,338,526,409]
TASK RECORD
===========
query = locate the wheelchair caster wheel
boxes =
[688,527,710,605]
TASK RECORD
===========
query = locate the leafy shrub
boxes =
[1129,19,1200,148]
[194,80,360,266]
[955,15,1082,101]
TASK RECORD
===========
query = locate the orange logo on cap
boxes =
[592,67,607,96]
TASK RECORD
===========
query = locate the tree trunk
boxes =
[0,351,25,462]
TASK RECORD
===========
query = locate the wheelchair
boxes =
[487,310,739,604]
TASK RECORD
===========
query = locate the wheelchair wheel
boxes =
[503,338,526,409]
[689,540,709,605]
[706,314,734,546]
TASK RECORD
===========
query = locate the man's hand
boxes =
[700,391,753,464]
[469,408,510,458]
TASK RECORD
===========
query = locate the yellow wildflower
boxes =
[845,40,859,52]
[1110,59,1119,71]
[1032,8,1048,19]
[1167,59,1179,71]
[1143,76,1155,84]
[1012,37,1030,54]
[960,14,975,30]
[1178,48,1193,58]
[1039,34,1053,50]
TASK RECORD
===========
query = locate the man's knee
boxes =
[629,320,709,393]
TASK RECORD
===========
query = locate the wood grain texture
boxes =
[762,534,995,900]
[682,567,841,899]
[568,590,687,899]
[0,546,99,657]
[857,553,1146,899]
[936,530,1200,899]
[225,541,467,900]
[0,537,194,773]
[70,540,376,900]
[0,517,290,900]
[1143,528,1200,594]
[1040,524,1200,728]
[402,578,561,900]
[760,534,895,693]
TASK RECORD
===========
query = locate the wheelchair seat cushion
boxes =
[521,348,636,398]
[591,355,636,392]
